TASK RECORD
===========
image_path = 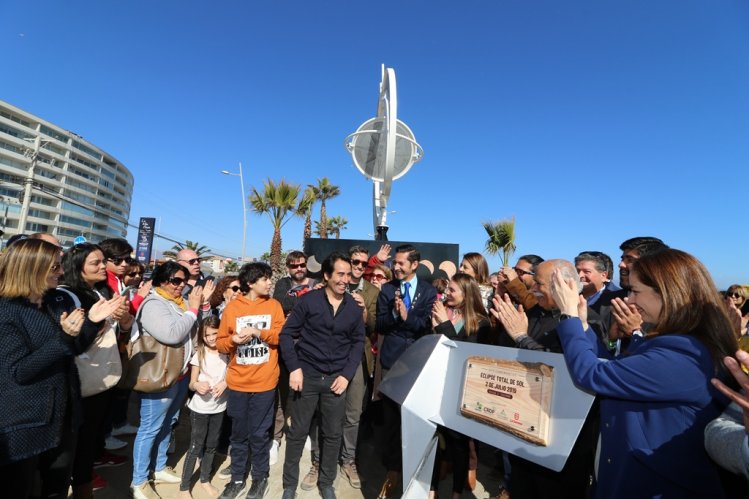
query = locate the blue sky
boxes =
[2,0,748,287]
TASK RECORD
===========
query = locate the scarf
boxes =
[155,286,187,311]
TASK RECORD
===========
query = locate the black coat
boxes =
[0,297,83,465]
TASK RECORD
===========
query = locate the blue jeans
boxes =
[131,376,189,486]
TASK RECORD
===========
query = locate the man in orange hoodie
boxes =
[217,262,285,499]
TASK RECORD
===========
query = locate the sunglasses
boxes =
[127,272,142,277]
[288,263,306,269]
[168,277,187,286]
[179,258,201,265]
[108,256,133,265]
[371,274,387,281]
[230,285,241,292]
[514,267,535,277]
[351,259,367,267]
[728,293,743,299]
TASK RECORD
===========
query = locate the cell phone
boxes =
[394,289,402,300]
[120,286,134,297]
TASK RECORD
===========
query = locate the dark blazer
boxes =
[376,278,437,370]
[0,297,81,465]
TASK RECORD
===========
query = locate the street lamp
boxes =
[221,162,247,263]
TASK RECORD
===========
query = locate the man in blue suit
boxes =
[375,244,437,498]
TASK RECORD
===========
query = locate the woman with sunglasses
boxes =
[726,285,749,334]
[130,261,205,499]
[209,275,241,318]
[48,243,131,499]
[368,263,392,290]
[0,239,121,498]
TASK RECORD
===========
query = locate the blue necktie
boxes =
[403,282,412,310]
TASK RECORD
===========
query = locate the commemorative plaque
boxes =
[460,356,554,446]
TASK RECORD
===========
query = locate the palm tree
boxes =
[309,177,340,239]
[483,217,516,266]
[295,186,316,246]
[224,260,239,273]
[162,240,212,260]
[249,178,301,274]
[313,220,332,238]
[327,215,348,239]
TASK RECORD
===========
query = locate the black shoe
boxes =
[245,478,268,499]
[219,481,246,499]
[319,485,336,499]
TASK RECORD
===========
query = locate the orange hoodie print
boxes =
[216,294,285,393]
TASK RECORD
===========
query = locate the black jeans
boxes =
[180,410,224,491]
[283,371,347,489]
[226,389,275,482]
[72,389,112,486]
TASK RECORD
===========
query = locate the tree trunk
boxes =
[303,211,312,244]
[319,201,328,239]
[270,228,283,275]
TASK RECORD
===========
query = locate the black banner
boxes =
[135,217,156,265]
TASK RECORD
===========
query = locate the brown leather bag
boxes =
[121,306,185,393]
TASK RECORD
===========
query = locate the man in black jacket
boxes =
[279,252,365,499]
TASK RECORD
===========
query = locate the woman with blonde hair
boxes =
[552,248,737,498]
[0,239,121,498]
[459,252,493,312]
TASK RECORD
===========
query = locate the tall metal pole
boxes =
[18,135,40,233]
[221,163,248,263]
[238,162,247,263]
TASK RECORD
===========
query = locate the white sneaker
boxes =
[269,440,280,466]
[304,436,311,451]
[131,481,161,499]
[153,466,181,484]
[111,423,139,436]
[104,435,127,450]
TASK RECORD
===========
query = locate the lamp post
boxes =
[221,162,247,263]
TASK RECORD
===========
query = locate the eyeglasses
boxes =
[168,277,187,286]
[127,271,142,277]
[371,274,387,281]
[230,285,241,292]
[514,267,535,277]
[179,258,201,265]
[108,257,133,265]
[728,293,743,299]
[288,263,306,269]
[351,259,367,267]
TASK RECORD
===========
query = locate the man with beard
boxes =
[273,251,319,317]
[493,259,603,499]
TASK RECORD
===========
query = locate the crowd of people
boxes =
[1,233,749,499]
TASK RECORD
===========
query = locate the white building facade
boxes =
[0,100,133,247]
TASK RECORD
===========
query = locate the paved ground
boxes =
[88,401,502,499]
